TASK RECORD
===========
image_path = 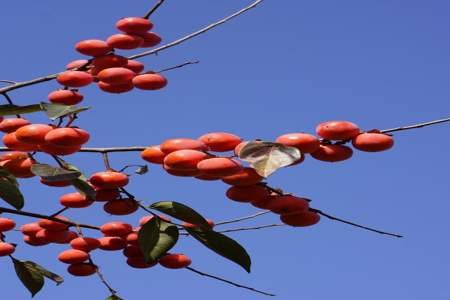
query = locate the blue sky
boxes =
[0,0,449,299]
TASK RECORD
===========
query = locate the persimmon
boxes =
[0,217,16,232]
[163,166,203,177]
[15,124,54,145]
[198,132,242,152]
[94,188,120,202]
[0,242,15,256]
[23,235,49,246]
[57,71,93,87]
[38,144,81,156]
[141,146,166,164]
[36,229,77,244]
[233,141,251,156]
[70,237,101,252]
[100,222,133,237]
[127,258,158,269]
[182,219,215,230]
[132,73,167,90]
[89,171,129,189]
[222,167,263,186]
[159,253,192,269]
[122,245,144,258]
[163,149,208,170]
[20,223,43,236]
[75,39,112,57]
[66,59,88,70]
[97,81,134,94]
[226,185,270,203]
[275,133,320,153]
[0,118,31,133]
[38,216,70,231]
[107,34,144,49]
[160,138,208,154]
[116,17,153,34]
[103,199,139,215]
[67,263,97,276]
[45,127,90,147]
[280,211,320,227]
[311,144,353,162]
[59,192,94,208]
[197,157,242,177]
[40,178,72,187]
[91,54,128,70]
[125,232,139,245]
[138,32,162,47]
[98,236,127,251]
[97,67,136,85]
[2,157,35,178]
[251,193,276,209]
[58,249,89,264]
[2,132,39,151]
[352,132,394,152]
[195,174,222,181]
[265,195,309,214]
[0,151,28,161]
[48,89,84,105]
[124,60,145,73]
[139,215,171,225]
[316,121,360,141]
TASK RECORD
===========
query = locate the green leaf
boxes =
[31,164,81,182]
[185,228,251,273]
[24,261,64,285]
[0,177,24,209]
[70,178,96,200]
[0,104,43,116]
[13,259,45,297]
[138,217,179,262]
[40,102,90,120]
[106,295,123,300]
[0,166,19,187]
[150,201,210,230]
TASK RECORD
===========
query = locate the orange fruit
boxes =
[198,132,242,152]
[316,121,360,141]
[310,144,353,162]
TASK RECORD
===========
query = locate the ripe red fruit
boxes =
[0,218,16,232]
[38,216,69,231]
[94,188,120,202]
[160,138,208,154]
[2,157,35,178]
[139,215,171,225]
[58,249,89,264]
[20,223,43,236]
[132,73,167,90]
[103,199,139,215]
[75,39,112,57]
[265,195,309,214]
[352,132,394,152]
[275,133,320,153]
[280,211,320,227]
[38,144,81,156]
[98,67,136,85]
[59,192,94,208]
[141,146,166,164]
[222,167,263,186]
[163,149,208,170]
[316,121,360,141]
[164,166,202,177]
[182,219,215,230]
[159,253,192,269]
[198,132,242,152]
[138,32,162,48]
[116,17,153,34]
[67,263,97,276]
[195,174,221,181]
[100,222,133,237]
[107,34,144,49]
[310,144,353,162]
[226,185,270,203]
[122,245,144,258]
[23,235,49,246]
[45,127,90,147]
[70,237,101,252]
[197,157,242,177]
[15,124,53,145]
[57,71,93,87]
[98,236,127,251]
[0,118,31,133]
[97,82,134,94]
[40,178,72,187]
[126,258,158,269]
[2,132,38,151]
[92,54,128,70]
[0,242,15,256]
[89,171,129,189]
[124,60,145,73]
[126,232,139,245]
[234,141,249,156]
[250,193,276,209]
[48,90,84,105]
[66,59,88,70]
[0,151,28,161]
[36,229,77,244]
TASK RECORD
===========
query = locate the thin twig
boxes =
[380,117,450,133]
[143,0,166,19]
[0,80,17,85]
[186,266,275,297]
[218,224,285,233]
[215,210,271,226]
[102,152,113,171]
[311,208,403,238]
[156,60,200,73]
[49,207,69,218]
[1,93,21,118]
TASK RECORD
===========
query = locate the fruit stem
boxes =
[102,152,114,171]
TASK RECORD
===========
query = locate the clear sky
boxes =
[1,1,449,299]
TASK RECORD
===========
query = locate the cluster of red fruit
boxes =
[50,16,166,104]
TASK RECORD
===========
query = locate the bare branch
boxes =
[143,0,166,19]
[381,117,450,133]
[218,224,285,234]
[215,210,271,226]
[156,60,200,73]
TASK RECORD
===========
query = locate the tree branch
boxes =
[156,60,199,73]
[217,224,285,234]
[143,0,166,19]
[215,210,271,226]
[380,117,450,133]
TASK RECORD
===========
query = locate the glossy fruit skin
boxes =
[163,166,203,177]
[94,188,120,202]
[197,157,242,177]
[2,133,39,151]
[0,242,15,256]
[67,263,97,276]
[124,60,145,73]
[92,54,128,70]
[310,144,353,162]
[198,132,242,152]
[250,193,276,209]
[48,90,84,105]
[2,158,35,178]
[66,59,89,70]
[222,167,263,186]
[107,34,144,49]
[98,236,127,251]
[0,118,31,133]
[116,17,153,34]
[316,121,360,141]
[123,245,144,258]
[58,249,89,264]
[132,73,167,90]
[38,216,69,231]
[89,171,129,189]
[70,237,101,252]
[23,235,49,246]
[36,229,77,244]
[159,253,192,269]
[100,222,133,237]
[98,81,134,94]
[139,215,171,226]
[182,219,215,230]
[275,133,320,153]
[20,223,43,236]
[59,192,94,208]
[138,32,162,47]
[125,232,139,245]
[98,67,136,85]
[45,127,90,147]
[194,174,221,181]
[75,39,112,57]
[280,211,320,227]
[0,218,16,232]
[15,124,54,145]
[265,195,309,214]
[57,71,93,87]
[103,199,139,215]
[0,151,28,161]
[38,144,81,156]
[141,146,166,164]
[163,149,208,170]
[352,132,394,152]
[226,185,270,203]
[40,178,72,187]
[127,258,158,269]
[160,138,209,154]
